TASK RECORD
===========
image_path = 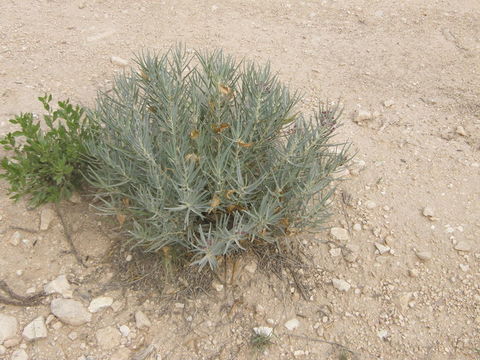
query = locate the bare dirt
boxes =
[0,1,479,359]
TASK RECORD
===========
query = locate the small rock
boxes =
[51,321,63,330]
[68,331,78,341]
[45,312,55,323]
[10,231,21,246]
[11,349,28,360]
[135,311,151,329]
[396,292,413,312]
[454,241,472,252]
[253,326,273,337]
[88,297,113,313]
[284,318,300,331]
[415,251,432,261]
[365,200,377,209]
[455,125,467,136]
[87,30,116,42]
[330,227,349,241]
[96,326,121,349]
[353,109,373,123]
[377,329,388,340]
[383,100,395,108]
[39,208,56,230]
[212,282,224,292]
[329,248,341,257]
[332,278,351,292]
[293,350,306,357]
[110,56,128,67]
[421,98,438,105]
[125,254,132,262]
[459,264,469,272]
[352,223,362,232]
[0,344,5,354]
[0,314,18,344]
[384,235,395,247]
[375,242,390,255]
[44,275,73,298]
[26,287,36,295]
[343,243,359,263]
[3,336,20,348]
[69,192,82,204]
[422,206,435,218]
[255,304,265,315]
[244,262,257,274]
[51,299,92,326]
[349,159,366,176]
[408,268,419,278]
[111,300,124,312]
[22,316,47,341]
[118,325,130,337]
[173,303,184,313]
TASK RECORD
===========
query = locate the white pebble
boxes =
[135,311,151,329]
[88,296,113,313]
[454,241,472,252]
[332,278,351,292]
[365,200,377,209]
[330,227,349,241]
[408,268,419,278]
[415,251,432,261]
[455,125,467,136]
[377,329,388,340]
[119,325,130,337]
[293,350,306,357]
[22,316,47,341]
[284,318,300,331]
[110,56,129,67]
[10,231,22,246]
[375,242,390,255]
[383,100,395,108]
[354,109,373,123]
[352,223,362,232]
[11,349,28,360]
[329,248,341,257]
[253,326,273,337]
[44,275,73,298]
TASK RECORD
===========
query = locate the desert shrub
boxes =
[85,46,348,269]
[0,95,94,206]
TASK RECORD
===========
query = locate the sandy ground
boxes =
[0,0,479,359]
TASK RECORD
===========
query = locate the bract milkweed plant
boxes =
[86,45,349,269]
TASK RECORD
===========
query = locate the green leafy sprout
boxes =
[0,95,94,207]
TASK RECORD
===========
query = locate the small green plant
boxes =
[86,45,349,268]
[0,95,93,206]
[250,332,274,352]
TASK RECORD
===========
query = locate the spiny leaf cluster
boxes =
[86,46,349,269]
[0,95,93,206]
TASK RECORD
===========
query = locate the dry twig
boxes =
[0,280,46,306]
[55,203,87,267]
[287,334,359,359]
